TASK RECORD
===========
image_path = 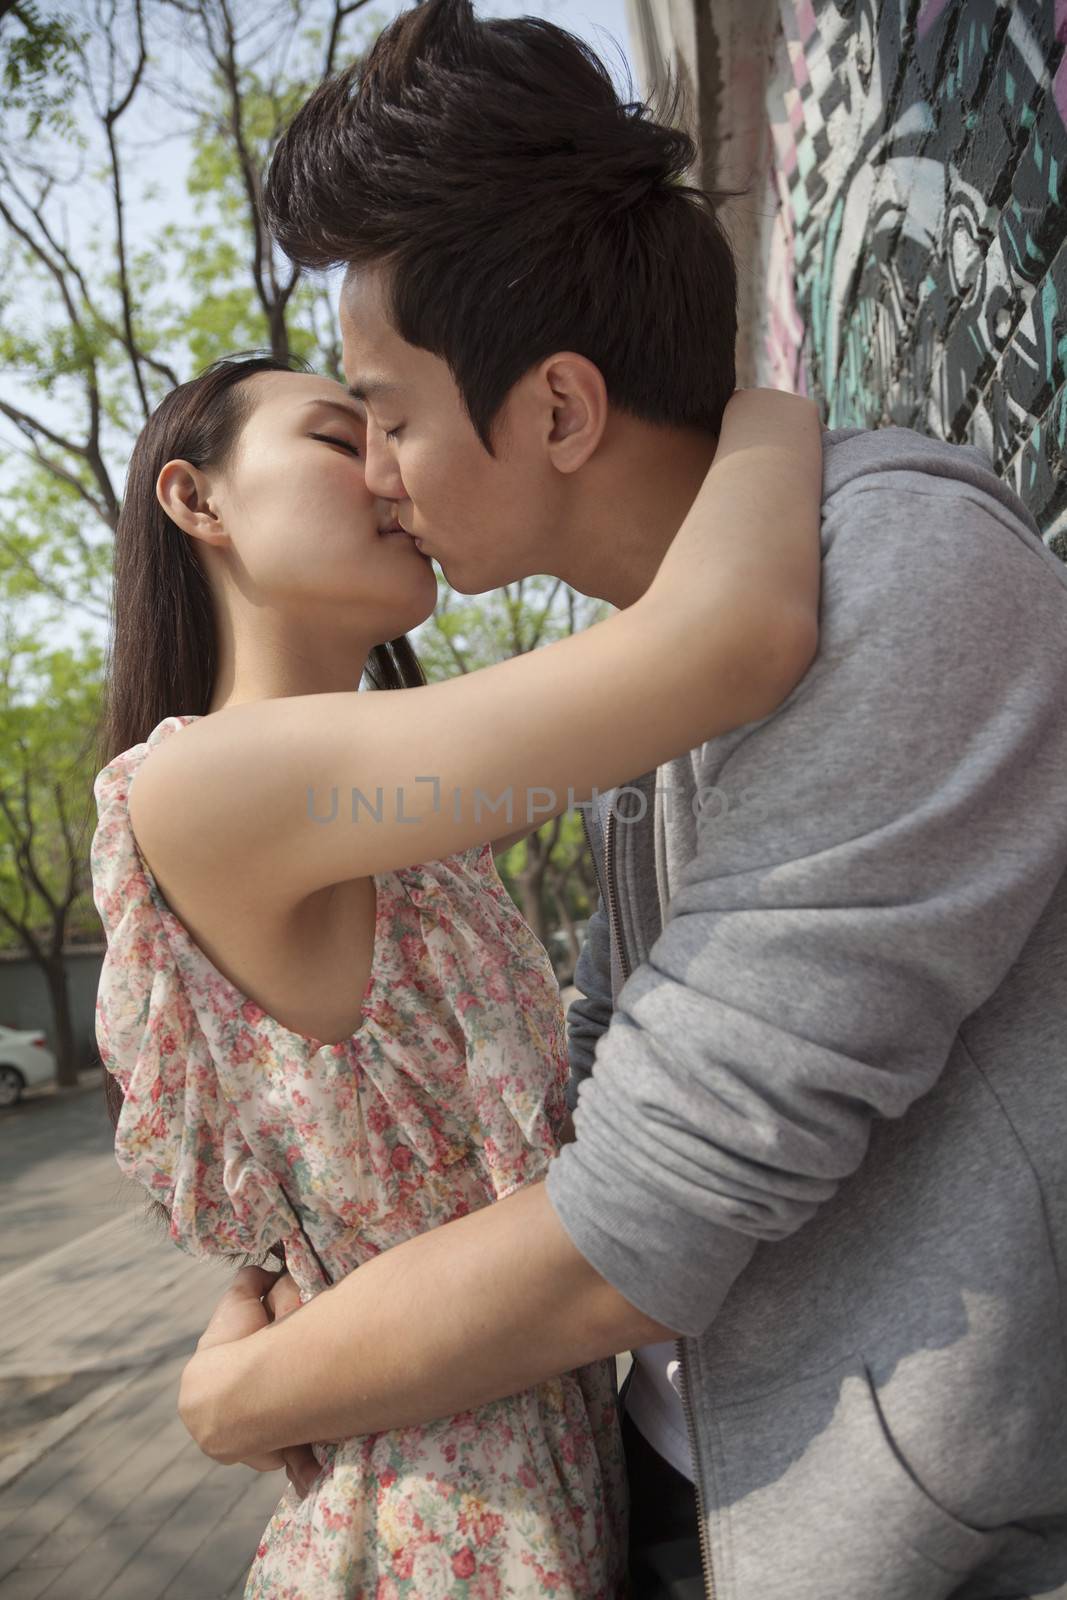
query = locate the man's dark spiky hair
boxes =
[265,0,738,453]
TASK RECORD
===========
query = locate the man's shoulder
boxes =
[819,424,1065,590]
[668,428,1067,779]
[822,424,1000,501]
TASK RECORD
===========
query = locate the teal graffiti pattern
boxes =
[766,0,1067,557]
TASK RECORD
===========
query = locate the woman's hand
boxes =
[194,1264,282,1353]
[182,1265,328,1497]
[264,1268,304,1324]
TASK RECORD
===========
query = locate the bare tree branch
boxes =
[213,0,291,358]
[0,174,89,341]
[0,426,116,529]
[102,0,151,419]
[0,761,56,915]
[325,0,375,76]
[53,778,87,906]
[0,396,88,465]
[1,155,181,391]
[0,180,119,522]
[0,525,111,620]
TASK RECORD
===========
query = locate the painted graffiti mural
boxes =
[758,0,1067,556]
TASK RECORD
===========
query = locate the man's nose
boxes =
[363,437,406,502]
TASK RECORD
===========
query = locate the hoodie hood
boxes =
[822,425,1044,544]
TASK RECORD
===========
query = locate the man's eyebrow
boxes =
[346,380,401,404]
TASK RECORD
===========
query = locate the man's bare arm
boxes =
[179,1175,676,1462]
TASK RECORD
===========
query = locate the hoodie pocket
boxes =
[710,1352,1004,1600]
[851,1356,1000,1573]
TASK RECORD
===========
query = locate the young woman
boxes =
[91,352,822,1598]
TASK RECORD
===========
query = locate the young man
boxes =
[177,3,1067,1595]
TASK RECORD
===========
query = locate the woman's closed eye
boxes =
[310,432,363,458]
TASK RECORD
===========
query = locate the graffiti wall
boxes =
[758,0,1067,554]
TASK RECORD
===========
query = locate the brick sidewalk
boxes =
[0,1207,287,1598]
[0,1349,284,1599]
[0,1211,232,1382]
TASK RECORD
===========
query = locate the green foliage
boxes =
[0,3,83,139]
[0,629,105,954]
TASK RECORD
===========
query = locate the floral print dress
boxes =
[91,715,628,1600]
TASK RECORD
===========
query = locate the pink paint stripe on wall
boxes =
[917,0,953,41]
[796,0,816,45]
[1054,51,1067,129]
[791,46,810,91]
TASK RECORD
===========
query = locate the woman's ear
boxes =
[156,459,226,546]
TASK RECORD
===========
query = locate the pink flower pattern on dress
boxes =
[90,715,628,1598]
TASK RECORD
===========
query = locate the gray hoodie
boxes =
[544,426,1067,1600]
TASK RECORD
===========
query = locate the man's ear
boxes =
[156,459,226,546]
[540,353,608,474]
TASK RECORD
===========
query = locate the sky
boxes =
[479,0,636,83]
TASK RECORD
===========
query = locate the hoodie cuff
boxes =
[544,1138,758,1338]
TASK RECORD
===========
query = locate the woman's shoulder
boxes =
[94,714,201,802]
[90,716,204,917]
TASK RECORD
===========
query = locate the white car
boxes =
[0,1024,56,1108]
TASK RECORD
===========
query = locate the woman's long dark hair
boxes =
[98,353,426,1153]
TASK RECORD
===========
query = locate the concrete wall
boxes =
[626,0,1067,556]
[0,947,103,1070]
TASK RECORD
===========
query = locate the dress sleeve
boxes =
[91,737,300,1262]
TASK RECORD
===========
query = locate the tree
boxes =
[0,0,604,1071]
[0,626,105,1085]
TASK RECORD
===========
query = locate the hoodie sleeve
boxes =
[565,891,614,1113]
[544,478,1067,1337]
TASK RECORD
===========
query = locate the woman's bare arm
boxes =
[130,390,822,901]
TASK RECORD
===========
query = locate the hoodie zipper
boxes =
[586,802,715,1600]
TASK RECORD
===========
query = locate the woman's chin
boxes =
[396,580,439,632]
[414,574,439,615]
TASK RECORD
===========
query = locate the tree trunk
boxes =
[550,882,582,980]
[40,954,79,1088]
[268,300,291,363]
[515,857,548,948]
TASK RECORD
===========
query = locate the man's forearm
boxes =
[180,1176,677,1461]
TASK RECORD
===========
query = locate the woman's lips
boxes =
[378,520,430,554]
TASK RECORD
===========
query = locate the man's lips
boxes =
[378,521,429,553]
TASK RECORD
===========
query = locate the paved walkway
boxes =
[0,1349,284,1600]
[0,1211,234,1382]
[0,1070,129,1277]
[0,1206,285,1597]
